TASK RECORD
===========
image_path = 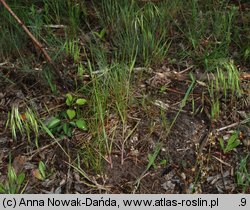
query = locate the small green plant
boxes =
[0,164,26,194]
[32,161,47,181]
[46,93,87,138]
[236,155,250,193]
[38,161,46,180]
[160,159,168,167]
[146,143,162,171]
[147,151,167,169]
[218,132,241,154]
[93,28,106,41]
[134,142,161,192]
[65,39,80,62]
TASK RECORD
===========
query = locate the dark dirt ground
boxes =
[0,61,249,194]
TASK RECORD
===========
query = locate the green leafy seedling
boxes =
[46,93,88,137]
[62,123,72,137]
[160,159,167,167]
[66,93,74,106]
[219,132,241,154]
[66,109,76,120]
[33,161,46,181]
[66,93,87,107]
[76,98,87,106]
[38,161,46,180]
[76,119,87,131]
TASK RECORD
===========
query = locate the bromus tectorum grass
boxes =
[7,106,39,147]
[207,60,241,120]
[0,161,26,194]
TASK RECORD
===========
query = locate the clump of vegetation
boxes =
[236,155,250,193]
[97,0,171,65]
[46,93,88,138]
[0,163,26,194]
[0,0,249,193]
[218,131,241,154]
[208,60,242,119]
[7,106,39,147]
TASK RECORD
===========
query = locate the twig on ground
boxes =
[216,118,250,132]
[212,155,232,167]
[0,0,65,87]
[179,65,194,74]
